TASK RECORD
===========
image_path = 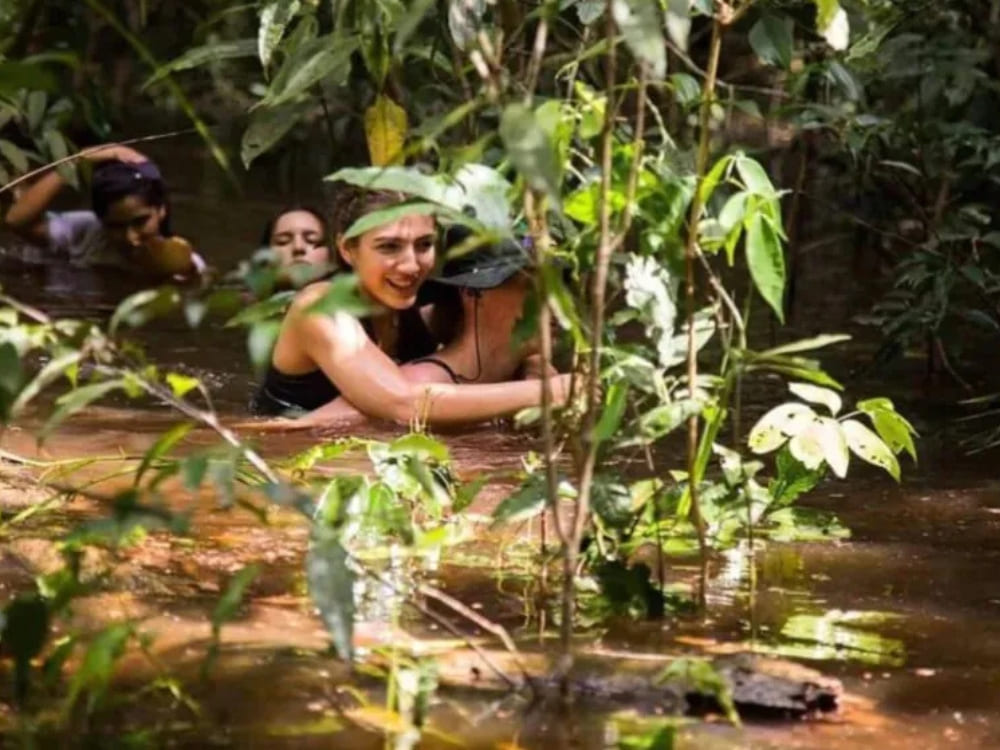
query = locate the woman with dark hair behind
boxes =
[4,143,204,279]
[250,183,570,425]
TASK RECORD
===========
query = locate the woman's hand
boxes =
[82,144,147,164]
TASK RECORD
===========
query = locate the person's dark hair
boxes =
[329,183,408,269]
[259,204,330,247]
[90,159,173,236]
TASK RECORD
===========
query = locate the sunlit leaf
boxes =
[109,287,180,336]
[447,0,485,50]
[842,419,900,481]
[492,475,546,525]
[165,372,200,399]
[259,0,301,71]
[305,273,373,317]
[815,416,848,477]
[748,402,815,454]
[789,381,842,416]
[665,0,691,52]
[226,291,295,327]
[388,433,450,462]
[612,0,666,78]
[857,399,917,461]
[758,334,851,358]
[735,155,776,196]
[814,0,849,50]
[575,0,604,25]
[593,382,629,446]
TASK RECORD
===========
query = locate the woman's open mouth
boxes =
[385,278,419,296]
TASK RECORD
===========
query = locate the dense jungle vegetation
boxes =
[0,0,997,746]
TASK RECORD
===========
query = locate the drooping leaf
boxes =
[261,33,357,107]
[307,528,355,660]
[212,564,260,632]
[857,399,917,461]
[611,0,667,79]
[326,165,446,203]
[259,0,302,71]
[109,287,180,335]
[499,103,561,200]
[41,379,126,440]
[364,94,407,167]
[144,39,257,88]
[0,139,29,174]
[788,420,824,470]
[815,416,849,477]
[842,419,900,481]
[789,381,842,416]
[735,155,777,196]
[342,201,441,240]
[135,422,194,486]
[388,433,450,462]
[748,14,794,69]
[745,213,786,322]
[66,623,133,715]
[593,382,629,446]
[241,99,311,168]
[225,291,295,327]
[814,0,849,50]
[748,402,815,454]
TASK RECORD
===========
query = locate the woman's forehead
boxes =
[366,213,435,240]
[274,210,323,232]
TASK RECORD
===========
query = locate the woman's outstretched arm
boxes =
[282,288,570,426]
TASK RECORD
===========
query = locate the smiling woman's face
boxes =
[337,213,436,310]
[270,210,330,268]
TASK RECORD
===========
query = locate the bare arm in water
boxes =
[268,283,570,427]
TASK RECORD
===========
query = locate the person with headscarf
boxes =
[4,143,204,279]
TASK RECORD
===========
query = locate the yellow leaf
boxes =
[364,94,407,166]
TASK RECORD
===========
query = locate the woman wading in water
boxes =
[251,186,570,425]
[4,144,204,279]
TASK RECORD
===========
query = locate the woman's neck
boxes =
[370,309,401,355]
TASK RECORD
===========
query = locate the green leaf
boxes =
[748,402,815,454]
[261,34,357,107]
[393,0,437,53]
[638,398,701,441]
[447,0,485,50]
[41,379,126,440]
[575,0,604,25]
[66,623,133,715]
[326,165,446,203]
[697,154,732,207]
[165,372,200,399]
[144,38,257,88]
[842,419,900,481]
[0,62,56,97]
[182,454,209,490]
[212,564,260,631]
[860,404,917,461]
[611,0,666,79]
[769,448,822,506]
[0,139,29,174]
[669,73,701,107]
[388,433,450,462]
[247,321,281,374]
[789,381,842,416]
[241,99,311,168]
[304,273,373,317]
[135,422,194,486]
[748,14,794,69]
[499,102,561,200]
[307,528,355,661]
[342,201,440,239]
[109,287,180,335]
[492,475,546,525]
[259,0,302,71]
[735,155,776,195]
[758,334,851,357]
[745,213,785,322]
[226,291,295,327]
[593,382,629,446]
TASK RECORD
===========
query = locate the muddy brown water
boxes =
[3,157,1000,747]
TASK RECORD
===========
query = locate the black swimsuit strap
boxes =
[409,356,461,384]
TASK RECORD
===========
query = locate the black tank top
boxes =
[250,308,439,416]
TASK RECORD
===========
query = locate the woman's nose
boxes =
[395,246,420,274]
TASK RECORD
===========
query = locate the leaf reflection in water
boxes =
[777,609,905,667]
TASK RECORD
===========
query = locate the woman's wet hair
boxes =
[329,183,408,267]
[259,204,330,247]
[91,159,173,236]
